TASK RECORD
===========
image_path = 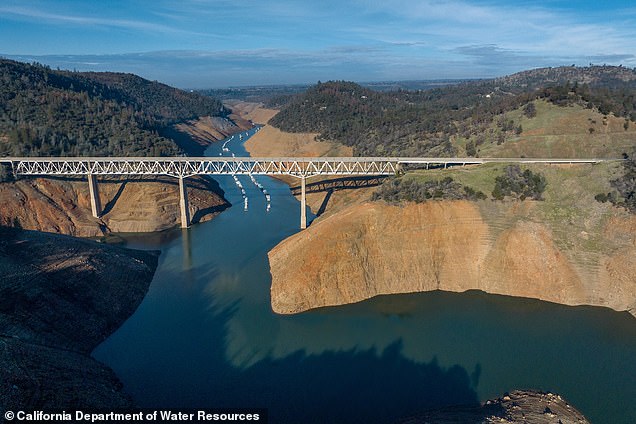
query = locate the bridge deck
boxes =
[0,156,618,178]
[0,156,623,230]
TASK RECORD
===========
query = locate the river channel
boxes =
[93,128,636,423]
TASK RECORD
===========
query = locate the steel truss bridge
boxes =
[0,156,617,229]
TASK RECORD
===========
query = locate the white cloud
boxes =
[0,5,190,35]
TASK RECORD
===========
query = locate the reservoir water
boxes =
[93,128,636,423]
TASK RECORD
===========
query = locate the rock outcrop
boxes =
[269,201,636,317]
[0,227,159,409]
[397,390,590,424]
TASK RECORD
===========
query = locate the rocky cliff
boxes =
[0,227,158,409]
[269,200,636,317]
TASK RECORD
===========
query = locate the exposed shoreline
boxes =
[0,114,252,238]
[397,390,589,424]
[235,103,636,320]
[0,114,243,410]
[269,200,636,318]
[0,227,159,409]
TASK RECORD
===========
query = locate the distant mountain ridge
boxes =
[0,58,228,157]
[495,65,636,90]
[269,65,636,157]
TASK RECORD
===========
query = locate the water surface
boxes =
[94,129,636,423]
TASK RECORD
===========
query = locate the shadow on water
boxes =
[190,203,230,224]
[124,265,480,424]
[234,341,480,424]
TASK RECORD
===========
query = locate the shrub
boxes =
[0,163,14,182]
[373,176,487,203]
[492,165,547,200]
[602,152,636,213]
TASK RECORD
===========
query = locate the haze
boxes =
[1,0,635,88]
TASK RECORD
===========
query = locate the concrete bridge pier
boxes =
[300,175,307,229]
[179,176,191,229]
[87,173,101,218]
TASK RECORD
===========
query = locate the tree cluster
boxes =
[491,165,547,201]
[269,66,636,158]
[0,59,227,158]
[372,176,487,203]
[0,163,13,182]
[596,152,636,213]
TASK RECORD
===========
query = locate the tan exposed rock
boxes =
[398,390,590,424]
[235,103,636,318]
[480,222,587,305]
[270,201,490,314]
[245,124,352,158]
[233,103,352,158]
[270,200,636,317]
[226,101,278,124]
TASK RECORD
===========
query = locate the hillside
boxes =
[269,66,636,158]
[0,58,228,157]
[269,162,636,317]
[0,227,158,409]
[0,59,240,236]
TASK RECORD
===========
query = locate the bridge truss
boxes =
[0,156,616,229]
[6,157,404,178]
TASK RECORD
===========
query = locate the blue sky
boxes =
[1,0,635,88]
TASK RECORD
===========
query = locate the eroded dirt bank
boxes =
[0,114,251,237]
[0,175,228,237]
[0,227,159,409]
[269,200,636,317]
[166,114,253,156]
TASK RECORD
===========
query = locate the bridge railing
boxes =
[0,156,613,179]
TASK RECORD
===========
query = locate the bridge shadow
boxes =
[26,175,228,221]
[101,181,128,216]
[190,203,230,224]
[289,175,388,217]
[290,175,389,195]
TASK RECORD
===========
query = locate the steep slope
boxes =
[0,58,229,157]
[270,199,636,317]
[0,227,158,409]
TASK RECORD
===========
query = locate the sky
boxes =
[1,0,635,88]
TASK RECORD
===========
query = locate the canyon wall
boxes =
[269,200,636,317]
[0,175,228,237]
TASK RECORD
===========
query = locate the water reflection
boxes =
[181,228,192,271]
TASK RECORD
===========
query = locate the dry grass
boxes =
[470,100,636,158]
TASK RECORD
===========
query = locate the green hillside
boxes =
[270,66,636,158]
[459,100,636,158]
[0,59,228,157]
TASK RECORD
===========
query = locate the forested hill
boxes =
[269,66,636,157]
[0,59,228,157]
